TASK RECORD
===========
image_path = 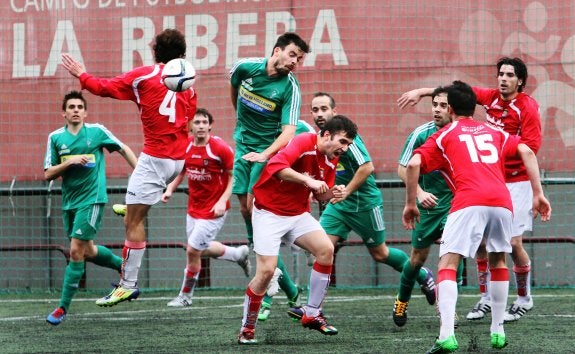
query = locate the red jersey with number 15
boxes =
[415,118,520,213]
[253,133,337,216]
[79,64,197,160]
[185,136,234,219]
[473,87,541,183]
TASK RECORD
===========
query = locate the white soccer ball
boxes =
[161,58,196,92]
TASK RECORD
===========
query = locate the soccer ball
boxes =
[161,58,196,92]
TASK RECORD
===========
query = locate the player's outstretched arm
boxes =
[517,143,551,222]
[61,53,86,78]
[397,87,435,109]
[118,143,138,169]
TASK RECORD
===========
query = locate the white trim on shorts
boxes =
[126,153,184,205]
[252,205,323,256]
[440,205,513,258]
[507,180,533,237]
[186,213,227,251]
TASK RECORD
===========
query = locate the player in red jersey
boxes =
[61,29,197,307]
[237,115,357,344]
[402,81,551,353]
[398,57,542,323]
[161,108,251,307]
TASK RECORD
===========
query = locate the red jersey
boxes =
[253,133,337,216]
[79,64,197,160]
[473,87,541,182]
[415,118,520,213]
[184,135,234,219]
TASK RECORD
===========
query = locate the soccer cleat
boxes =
[258,303,271,321]
[167,295,192,307]
[237,245,251,278]
[419,267,437,305]
[466,298,491,320]
[112,204,126,217]
[237,328,257,345]
[393,297,409,327]
[491,333,508,349]
[266,268,282,297]
[425,335,459,354]
[503,298,533,322]
[96,284,140,307]
[287,306,325,322]
[301,313,338,335]
[46,307,66,326]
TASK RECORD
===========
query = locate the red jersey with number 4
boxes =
[185,136,234,219]
[253,133,337,216]
[415,118,520,213]
[79,64,197,160]
[473,87,541,183]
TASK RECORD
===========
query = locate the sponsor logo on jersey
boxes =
[336,162,346,176]
[187,167,212,181]
[61,154,96,168]
[238,86,276,114]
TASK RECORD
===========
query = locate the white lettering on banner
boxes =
[100,0,127,8]
[10,10,348,77]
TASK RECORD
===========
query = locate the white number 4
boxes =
[459,134,498,163]
[159,90,177,123]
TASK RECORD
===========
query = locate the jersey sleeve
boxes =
[214,136,235,171]
[96,124,124,152]
[349,135,372,166]
[518,98,542,154]
[280,75,300,126]
[472,86,496,106]
[265,134,309,176]
[229,60,246,88]
[79,70,140,102]
[502,134,520,160]
[43,135,59,169]
[415,134,445,174]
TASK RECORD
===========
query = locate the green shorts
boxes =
[232,145,266,195]
[319,204,386,248]
[62,203,105,241]
[412,208,449,249]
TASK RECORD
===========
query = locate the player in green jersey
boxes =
[230,33,310,321]
[287,92,437,321]
[44,91,138,325]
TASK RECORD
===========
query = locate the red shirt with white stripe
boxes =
[415,118,520,213]
[184,136,234,219]
[473,87,541,182]
[253,133,337,216]
[79,64,197,160]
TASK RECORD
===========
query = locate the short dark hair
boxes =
[320,115,357,140]
[431,86,449,100]
[312,92,336,108]
[497,57,528,92]
[271,32,310,56]
[153,29,187,64]
[195,108,213,124]
[62,90,87,111]
[447,80,476,116]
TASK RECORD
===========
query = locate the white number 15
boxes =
[459,134,498,163]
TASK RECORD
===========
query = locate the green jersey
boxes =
[230,58,301,151]
[333,134,382,212]
[296,120,316,135]
[44,123,123,210]
[398,120,453,214]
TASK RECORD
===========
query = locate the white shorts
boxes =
[507,181,533,236]
[186,213,227,251]
[126,153,184,205]
[252,205,323,257]
[440,206,512,258]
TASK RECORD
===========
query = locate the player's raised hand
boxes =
[61,54,86,78]
[402,204,420,230]
[397,89,425,109]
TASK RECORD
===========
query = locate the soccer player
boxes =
[230,32,310,319]
[61,28,198,306]
[287,92,437,323]
[237,115,357,344]
[402,80,550,353]
[398,57,541,323]
[160,108,251,307]
[258,118,317,321]
[44,90,138,325]
[393,86,458,327]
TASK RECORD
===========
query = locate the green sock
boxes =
[277,255,299,300]
[456,258,464,289]
[262,295,273,307]
[385,247,410,272]
[59,261,85,311]
[90,245,122,272]
[398,260,420,302]
[245,220,253,245]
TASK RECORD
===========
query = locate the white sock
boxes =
[437,279,457,340]
[217,245,241,262]
[121,247,145,288]
[490,280,509,334]
[305,266,331,317]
